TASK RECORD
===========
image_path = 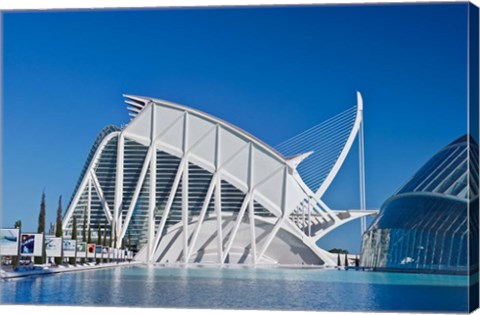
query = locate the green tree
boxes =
[108,227,113,263]
[69,216,78,265]
[87,225,92,244]
[114,223,117,249]
[54,195,63,265]
[12,220,22,270]
[127,231,132,251]
[97,225,102,246]
[329,248,349,255]
[109,226,112,247]
[344,253,349,267]
[102,226,107,263]
[35,192,47,264]
[87,226,92,262]
[72,216,78,240]
[102,226,106,246]
[55,196,63,237]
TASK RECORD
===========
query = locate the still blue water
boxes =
[0,265,471,312]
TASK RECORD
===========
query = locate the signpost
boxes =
[87,243,96,259]
[63,239,77,259]
[76,242,87,259]
[45,236,62,258]
[0,228,20,256]
[20,233,44,257]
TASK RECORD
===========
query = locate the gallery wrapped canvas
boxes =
[0,1,479,314]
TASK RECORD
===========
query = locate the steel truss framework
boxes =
[63,92,377,266]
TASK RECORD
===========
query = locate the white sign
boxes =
[63,240,77,258]
[45,236,62,257]
[0,228,20,256]
[87,243,96,258]
[76,242,86,258]
[20,233,44,257]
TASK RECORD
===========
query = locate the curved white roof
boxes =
[122,95,307,217]
[124,94,287,164]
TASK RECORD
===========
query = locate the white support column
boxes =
[302,202,306,234]
[307,199,312,237]
[182,112,189,264]
[147,102,157,263]
[215,125,223,264]
[114,134,124,238]
[247,143,257,264]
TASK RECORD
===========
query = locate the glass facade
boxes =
[361,135,478,274]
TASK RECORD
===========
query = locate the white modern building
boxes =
[62,93,376,266]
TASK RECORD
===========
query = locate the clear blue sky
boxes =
[2,3,468,253]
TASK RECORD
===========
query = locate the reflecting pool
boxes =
[0,265,471,312]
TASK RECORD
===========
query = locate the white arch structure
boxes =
[62,92,377,266]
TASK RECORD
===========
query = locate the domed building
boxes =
[361,135,478,274]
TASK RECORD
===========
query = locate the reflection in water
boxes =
[0,266,469,312]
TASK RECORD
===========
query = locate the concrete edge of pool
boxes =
[0,261,143,279]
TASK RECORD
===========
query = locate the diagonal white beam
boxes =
[152,123,216,256]
[315,91,363,198]
[222,193,251,263]
[312,210,377,242]
[90,170,113,224]
[311,202,333,223]
[152,158,186,251]
[87,176,92,229]
[186,174,217,262]
[256,215,288,262]
[256,167,288,261]
[62,131,119,230]
[120,111,189,242]
[119,147,152,240]
[292,170,339,222]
